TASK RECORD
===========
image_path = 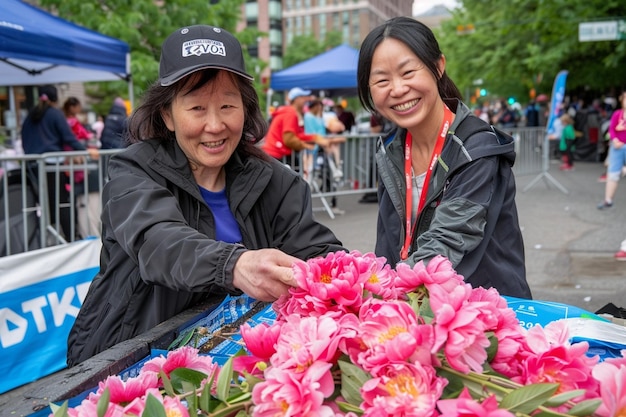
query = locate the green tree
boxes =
[437,0,626,104]
[282,31,343,68]
[36,0,266,114]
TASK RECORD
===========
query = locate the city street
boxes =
[316,159,626,315]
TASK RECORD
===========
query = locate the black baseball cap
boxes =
[159,25,253,86]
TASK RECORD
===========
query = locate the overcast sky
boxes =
[413,0,458,15]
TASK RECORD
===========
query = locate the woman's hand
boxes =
[232,249,299,301]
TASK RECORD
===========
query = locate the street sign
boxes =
[579,20,626,42]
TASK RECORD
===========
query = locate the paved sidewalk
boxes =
[316,160,626,314]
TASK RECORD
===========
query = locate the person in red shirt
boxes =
[262,88,330,164]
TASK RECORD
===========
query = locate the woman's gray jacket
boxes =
[375,100,531,299]
[67,139,344,366]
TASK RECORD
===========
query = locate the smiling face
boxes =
[161,70,244,189]
[368,38,445,135]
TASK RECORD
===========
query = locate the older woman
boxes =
[67,25,345,366]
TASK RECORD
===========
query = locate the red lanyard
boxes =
[400,104,455,260]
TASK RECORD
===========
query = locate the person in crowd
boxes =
[63,97,93,146]
[598,91,626,209]
[305,99,346,215]
[358,111,396,204]
[524,100,539,127]
[91,114,105,143]
[100,97,129,149]
[63,97,101,238]
[492,99,518,128]
[261,87,330,168]
[321,102,346,182]
[302,98,325,183]
[334,103,355,133]
[21,85,97,240]
[356,16,531,298]
[67,25,345,366]
[558,113,576,171]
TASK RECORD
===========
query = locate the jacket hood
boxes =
[446,99,516,167]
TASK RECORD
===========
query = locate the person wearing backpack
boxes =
[357,17,531,299]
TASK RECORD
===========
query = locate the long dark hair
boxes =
[30,85,59,123]
[127,69,268,159]
[357,16,462,113]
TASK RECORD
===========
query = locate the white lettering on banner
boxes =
[49,287,80,327]
[22,296,48,333]
[0,284,86,348]
[0,308,27,348]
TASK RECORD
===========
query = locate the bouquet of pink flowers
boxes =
[52,251,626,417]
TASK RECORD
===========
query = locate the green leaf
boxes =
[544,389,586,407]
[97,388,110,417]
[141,393,167,417]
[500,383,559,414]
[159,369,175,396]
[199,381,213,412]
[50,401,69,417]
[485,331,498,362]
[567,399,602,416]
[168,328,196,350]
[532,411,570,417]
[216,355,235,402]
[182,380,199,414]
[170,367,209,393]
[338,360,369,406]
[226,391,252,404]
[337,400,364,414]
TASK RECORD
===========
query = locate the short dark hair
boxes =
[357,16,462,113]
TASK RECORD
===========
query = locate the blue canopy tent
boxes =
[270,44,359,96]
[0,0,131,87]
[0,0,132,142]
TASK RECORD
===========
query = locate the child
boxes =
[559,113,576,171]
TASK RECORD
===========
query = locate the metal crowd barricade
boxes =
[276,133,379,219]
[0,149,122,257]
[507,126,568,194]
[0,128,559,256]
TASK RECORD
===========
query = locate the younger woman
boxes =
[357,17,531,298]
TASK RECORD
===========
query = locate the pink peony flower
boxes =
[351,298,425,372]
[591,360,626,417]
[468,287,526,377]
[429,283,491,373]
[393,255,464,295]
[275,251,373,320]
[123,389,190,417]
[437,387,515,417]
[353,251,398,300]
[240,321,282,360]
[271,313,353,372]
[141,346,219,380]
[63,399,126,417]
[514,321,600,401]
[361,361,446,417]
[90,373,159,405]
[253,362,335,417]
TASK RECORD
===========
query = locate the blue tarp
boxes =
[270,44,358,93]
[0,0,130,86]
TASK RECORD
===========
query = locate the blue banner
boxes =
[0,239,100,394]
[546,70,568,134]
